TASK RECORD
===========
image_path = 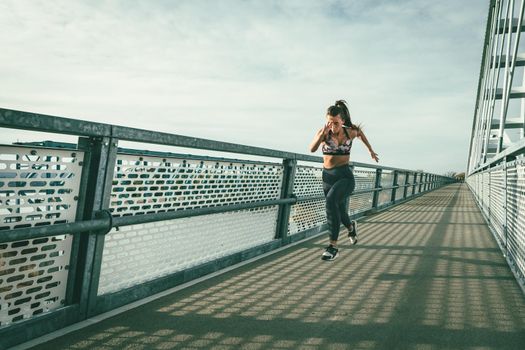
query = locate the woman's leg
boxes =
[325,177,355,243]
[339,171,356,229]
[339,197,351,228]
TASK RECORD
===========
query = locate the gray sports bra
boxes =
[322,128,353,155]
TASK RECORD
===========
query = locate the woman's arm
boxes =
[357,130,379,162]
[309,124,330,152]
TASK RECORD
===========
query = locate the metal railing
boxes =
[0,107,454,348]
[466,149,525,293]
[467,0,525,295]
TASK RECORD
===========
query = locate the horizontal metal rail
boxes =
[469,138,525,175]
[111,198,295,227]
[2,198,296,243]
[2,179,445,244]
[0,107,444,175]
[0,220,109,244]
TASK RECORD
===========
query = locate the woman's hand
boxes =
[321,122,331,138]
[310,123,331,153]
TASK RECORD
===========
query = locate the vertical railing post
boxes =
[419,173,424,193]
[403,171,409,199]
[412,172,417,195]
[72,136,119,319]
[275,158,297,242]
[372,168,382,209]
[65,139,92,307]
[391,170,398,204]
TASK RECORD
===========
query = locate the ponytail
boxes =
[335,100,353,128]
[327,99,353,127]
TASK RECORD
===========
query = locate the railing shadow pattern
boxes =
[27,184,525,350]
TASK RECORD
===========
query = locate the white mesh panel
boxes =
[288,166,378,235]
[354,168,376,190]
[507,161,525,277]
[482,171,490,213]
[0,145,81,327]
[293,166,323,198]
[349,192,374,215]
[490,167,505,241]
[0,145,83,230]
[110,154,283,216]
[288,199,326,235]
[395,173,406,201]
[405,173,414,197]
[379,171,394,206]
[289,166,324,235]
[98,206,278,295]
[0,235,72,327]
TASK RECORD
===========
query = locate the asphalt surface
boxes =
[26,184,525,350]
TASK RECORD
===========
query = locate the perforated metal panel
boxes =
[288,165,378,235]
[0,235,72,327]
[0,145,83,230]
[354,168,376,190]
[468,157,525,288]
[507,161,525,278]
[0,145,81,327]
[292,166,323,198]
[288,199,326,235]
[98,206,278,295]
[378,171,394,206]
[405,173,413,197]
[351,168,376,215]
[109,155,283,216]
[288,166,325,235]
[349,192,374,215]
[395,173,407,201]
[490,167,505,241]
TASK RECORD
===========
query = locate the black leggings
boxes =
[322,165,356,241]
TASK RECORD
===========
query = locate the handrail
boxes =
[0,107,449,176]
[469,139,525,175]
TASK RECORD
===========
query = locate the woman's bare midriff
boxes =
[323,155,350,169]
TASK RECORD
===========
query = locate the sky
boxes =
[0,0,488,174]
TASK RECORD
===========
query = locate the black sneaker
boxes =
[321,245,339,261]
[348,220,358,245]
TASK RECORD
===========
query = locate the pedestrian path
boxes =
[23,184,525,350]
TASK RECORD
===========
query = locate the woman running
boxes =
[309,100,379,261]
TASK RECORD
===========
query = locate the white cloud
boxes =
[0,0,487,174]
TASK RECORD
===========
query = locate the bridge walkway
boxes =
[23,184,525,350]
